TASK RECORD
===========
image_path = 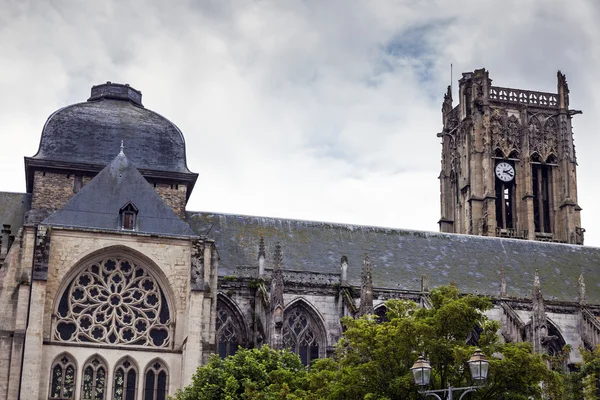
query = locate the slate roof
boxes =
[0,192,30,233]
[43,152,197,238]
[31,84,192,174]
[186,212,600,303]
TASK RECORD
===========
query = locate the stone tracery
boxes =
[216,297,246,358]
[48,354,76,399]
[54,256,171,348]
[282,304,323,366]
[82,356,106,400]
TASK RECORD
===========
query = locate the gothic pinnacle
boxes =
[274,242,282,269]
[258,236,265,259]
[579,273,587,306]
[500,267,507,297]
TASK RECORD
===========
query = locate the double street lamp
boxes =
[411,349,489,400]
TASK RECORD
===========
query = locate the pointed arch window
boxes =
[120,202,138,230]
[143,360,168,400]
[216,297,246,358]
[494,149,517,232]
[48,354,76,399]
[531,154,554,235]
[82,356,107,400]
[54,256,171,348]
[282,304,323,366]
[113,358,137,400]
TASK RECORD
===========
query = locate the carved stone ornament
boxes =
[54,256,171,348]
[528,114,560,161]
[190,239,205,291]
[542,117,559,159]
[32,225,51,281]
[528,116,544,158]
[490,109,521,157]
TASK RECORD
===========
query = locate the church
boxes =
[0,68,597,400]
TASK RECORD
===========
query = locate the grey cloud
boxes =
[1,0,599,245]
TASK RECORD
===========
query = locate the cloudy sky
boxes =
[1,0,599,245]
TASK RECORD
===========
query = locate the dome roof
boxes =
[31,82,192,174]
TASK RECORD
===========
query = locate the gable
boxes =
[43,153,197,238]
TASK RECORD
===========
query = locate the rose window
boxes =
[55,257,171,347]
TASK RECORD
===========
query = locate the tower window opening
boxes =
[532,164,553,234]
[495,174,515,231]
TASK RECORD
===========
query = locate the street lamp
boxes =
[410,349,489,400]
[467,349,489,384]
[411,356,432,387]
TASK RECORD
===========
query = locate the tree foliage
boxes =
[306,286,553,400]
[172,345,308,400]
[175,286,561,399]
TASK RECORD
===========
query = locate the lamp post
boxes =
[410,349,489,400]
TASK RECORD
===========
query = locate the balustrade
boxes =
[489,86,558,108]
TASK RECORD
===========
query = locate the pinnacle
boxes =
[258,236,265,259]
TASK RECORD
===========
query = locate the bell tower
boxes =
[438,69,584,244]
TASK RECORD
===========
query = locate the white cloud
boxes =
[1,0,599,245]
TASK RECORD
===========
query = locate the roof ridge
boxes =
[186,211,596,250]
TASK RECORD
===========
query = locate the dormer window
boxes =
[120,202,138,230]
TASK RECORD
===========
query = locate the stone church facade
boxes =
[0,71,599,399]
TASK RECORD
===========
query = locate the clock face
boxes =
[495,162,515,182]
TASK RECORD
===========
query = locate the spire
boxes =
[533,269,541,296]
[531,269,547,354]
[270,243,284,307]
[443,85,453,105]
[500,267,507,297]
[274,242,282,270]
[557,70,570,109]
[421,274,429,293]
[359,254,373,316]
[258,236,265,259]
[340,255,348,287]
[258,236,266,277]
[270,242,284,349]
[579,273,587,306]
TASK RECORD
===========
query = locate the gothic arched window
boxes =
[143,360,168,400]
[81,355,107,400]
[48,354,76,400]
[531,154,553,235]
[54,256,171,348]
[282,303,323,366]
[216,297,246,358]
[113,358,137,400]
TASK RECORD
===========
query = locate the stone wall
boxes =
[30,170,187,218]
[153,183,187,218]
[31,171,75,210]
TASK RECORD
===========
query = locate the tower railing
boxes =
[495,227,528,240]
[489,86,558,108]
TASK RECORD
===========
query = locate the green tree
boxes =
[556,344,600,400]
[306,286,554,400]
[172,345,308,400]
